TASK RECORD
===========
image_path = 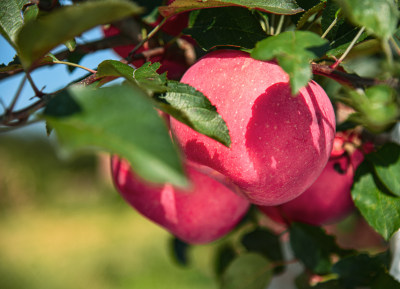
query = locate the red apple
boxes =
[170,49,336,206]
[111,157,250,244]
[258,133,367,226]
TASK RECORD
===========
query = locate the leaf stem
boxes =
[126,17,167,62]
[52,60,97,74]
[321,17,338,39]
[275,15,285,35]
[382,39,394,68]
[331,26,365,69]
[270,14,276,35]
[389,36,400,56]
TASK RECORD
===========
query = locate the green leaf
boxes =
[214,243,238,277]
[345,85,399,133]
[133,62,169,93]
[241,228,284,273]
[159,0,304,18]
[23,4,39,23]
[221,253,272,289]
[97,60,135,80]
[43,84,187,188]
[64,38,77,52]
[296,1,326,29]
[335,0,399,39]
[289,223,350,275]
[321,0,345,41]
[352,161,400,240]
[169,237,190,266]
[367,143,400,196]
[0,55,22,73]
[16,0,143,68]
[0,0,28,48]
[184,7,266,50]
[157,81,231,147]
[371,271,400,289]
[97,60,231,147]
[251,31,329,94]
[326,27,369,58]
[332,252,391,288]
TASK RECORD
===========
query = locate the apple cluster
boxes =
[111,47,373,244]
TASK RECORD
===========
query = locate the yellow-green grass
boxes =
[0,136,218,289]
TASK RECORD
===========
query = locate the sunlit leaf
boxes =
[251,31,329,94]
[159,0,304,18]
[0,0,28,48]
[97,60,231,147]
[16,0,143,68]
[345,85,399,133]
[336,0,398,39]
[367,143,400,196]
[352,162,400,240]
[43,84,187,187]
[157,81,231,147]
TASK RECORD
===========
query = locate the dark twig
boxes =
[311,63,399,89]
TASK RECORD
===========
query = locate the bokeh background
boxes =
[0,26,221,289]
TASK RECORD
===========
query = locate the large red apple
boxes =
[258,135,365,226]
[111,157,250,244]
[170,49,336,206]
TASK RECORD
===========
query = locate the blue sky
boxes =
[0,26,120,136]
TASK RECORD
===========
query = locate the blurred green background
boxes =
[0,133,218,289]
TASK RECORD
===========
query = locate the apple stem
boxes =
[126,17,167,62]
[331,26,366,70]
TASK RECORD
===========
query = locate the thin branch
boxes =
[331,26,365,69]
[275,15,285,35]
[26,72,44,98]
[126,17,167,62]
[0,99,46,125]
[321,17,338,39]
[6,75,27,121]
[312,63,399,89]
[0,34,134,81]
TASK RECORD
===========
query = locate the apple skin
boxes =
[258,139,365,226]
[111,157,250,244]
[170,49,336,206]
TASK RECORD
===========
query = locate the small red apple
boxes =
[258,134,366,226]
[111,157,250,244]
[170,49,336,206]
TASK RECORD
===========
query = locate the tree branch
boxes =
[311,63,399,89]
